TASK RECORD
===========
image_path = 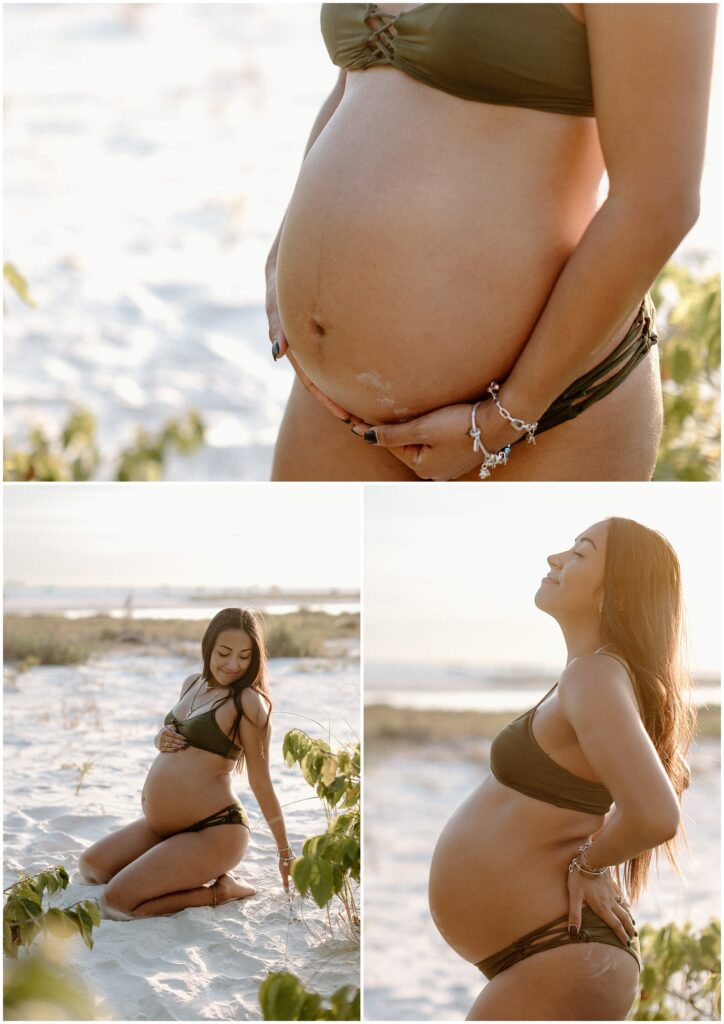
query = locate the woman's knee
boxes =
[78,847,112,885]
[99,889,136,921]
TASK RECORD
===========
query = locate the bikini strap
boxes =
[530,682,559,711]
[594,647,633,679]
[180,672,202,699]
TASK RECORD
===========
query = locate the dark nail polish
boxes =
[364,429,378,445]
[272,339,280,361]
[342,417,352,425]
[569,926,578,939]
[627,939,632,947]
[631,918,636,925]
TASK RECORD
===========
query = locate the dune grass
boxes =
[3,610,359,666]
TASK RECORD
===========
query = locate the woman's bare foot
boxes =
[213,872,256,906]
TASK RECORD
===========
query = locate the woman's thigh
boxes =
[272,377,418,481]
[104,825,248,910]
[467,943,640,1021]
[79,818,165,882]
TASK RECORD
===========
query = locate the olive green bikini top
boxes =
[320,4,594,116]
[164,675,242,760]
[489,650,633,814]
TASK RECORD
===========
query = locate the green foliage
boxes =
[4,408,204,482]
[653,265,720,481]
[283,731,360,925]
[631,918,720,1020]
[3,262,36,309]
[4,409,100,481]
[3,867,100,959]
[265,618,325,658]
[259,971,359,1021]
[116,410,204,481]
[4,945,97,1020]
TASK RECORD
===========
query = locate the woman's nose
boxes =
[547,551,562,568]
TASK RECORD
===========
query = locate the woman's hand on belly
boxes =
[351,400,519,481]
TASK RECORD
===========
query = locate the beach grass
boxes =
[364,702,721,749]
[3,611,359,666]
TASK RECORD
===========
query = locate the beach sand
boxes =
[3,648,360,1020]
[363,736,720,1021]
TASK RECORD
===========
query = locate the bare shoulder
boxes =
[241,687,271,729]
[558,653,639,716]
[178,672,200,697]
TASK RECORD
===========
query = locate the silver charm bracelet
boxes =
[469,402,511,480]
[487,381,539,444]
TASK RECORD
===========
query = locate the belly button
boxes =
[310,315,327,339]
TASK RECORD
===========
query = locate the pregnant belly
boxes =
[428,776,603,964]
[276,74,602,423]
[142,751,236,836]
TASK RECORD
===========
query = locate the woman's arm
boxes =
[558,655,681,860]
[558,654,681,938]
[239,690,293,887]
[490,3,716,442]
[353,5,717,476]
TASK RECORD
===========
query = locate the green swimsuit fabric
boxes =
[320,3,594,115]
[477,906,642,979]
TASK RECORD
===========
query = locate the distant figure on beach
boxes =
[428,518,694,1020]
[266,4,716,482]
[79,608,294,917]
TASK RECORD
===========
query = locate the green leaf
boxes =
[3,262,36,307]
[307,858,343,909]
[291,856,313,899]
[319,753,337,787]
[259,971,306,1021]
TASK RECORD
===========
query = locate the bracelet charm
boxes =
[487,381,538,444]
[469,402,512,479]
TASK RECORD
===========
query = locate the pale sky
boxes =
[3,484,361,590]
[365,484,721,674]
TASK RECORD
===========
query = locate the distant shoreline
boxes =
[365,703,721,747]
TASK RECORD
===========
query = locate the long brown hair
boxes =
[201,608,271,771]
[600,517,695,901]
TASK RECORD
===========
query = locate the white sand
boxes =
[3,649,360,1020]
[3,4,335,481]
[364,740,721,1021]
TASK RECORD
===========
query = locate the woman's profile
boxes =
[266,4,716,482]
[79,608,294,917]
[428,518,694,1020]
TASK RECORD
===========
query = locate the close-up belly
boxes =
[276,71,601,423]
[428,776,601,964]
[142,753,236,835]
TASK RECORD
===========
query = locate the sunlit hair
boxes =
[201,608,271,772]
[600,517,695,901]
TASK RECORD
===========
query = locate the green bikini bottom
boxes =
[476,905,642,980]
[174,802,249,835]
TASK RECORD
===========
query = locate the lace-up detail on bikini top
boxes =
[320,4,594,116]
[489,683,612,814]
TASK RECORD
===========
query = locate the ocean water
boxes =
[4,584,359,619]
